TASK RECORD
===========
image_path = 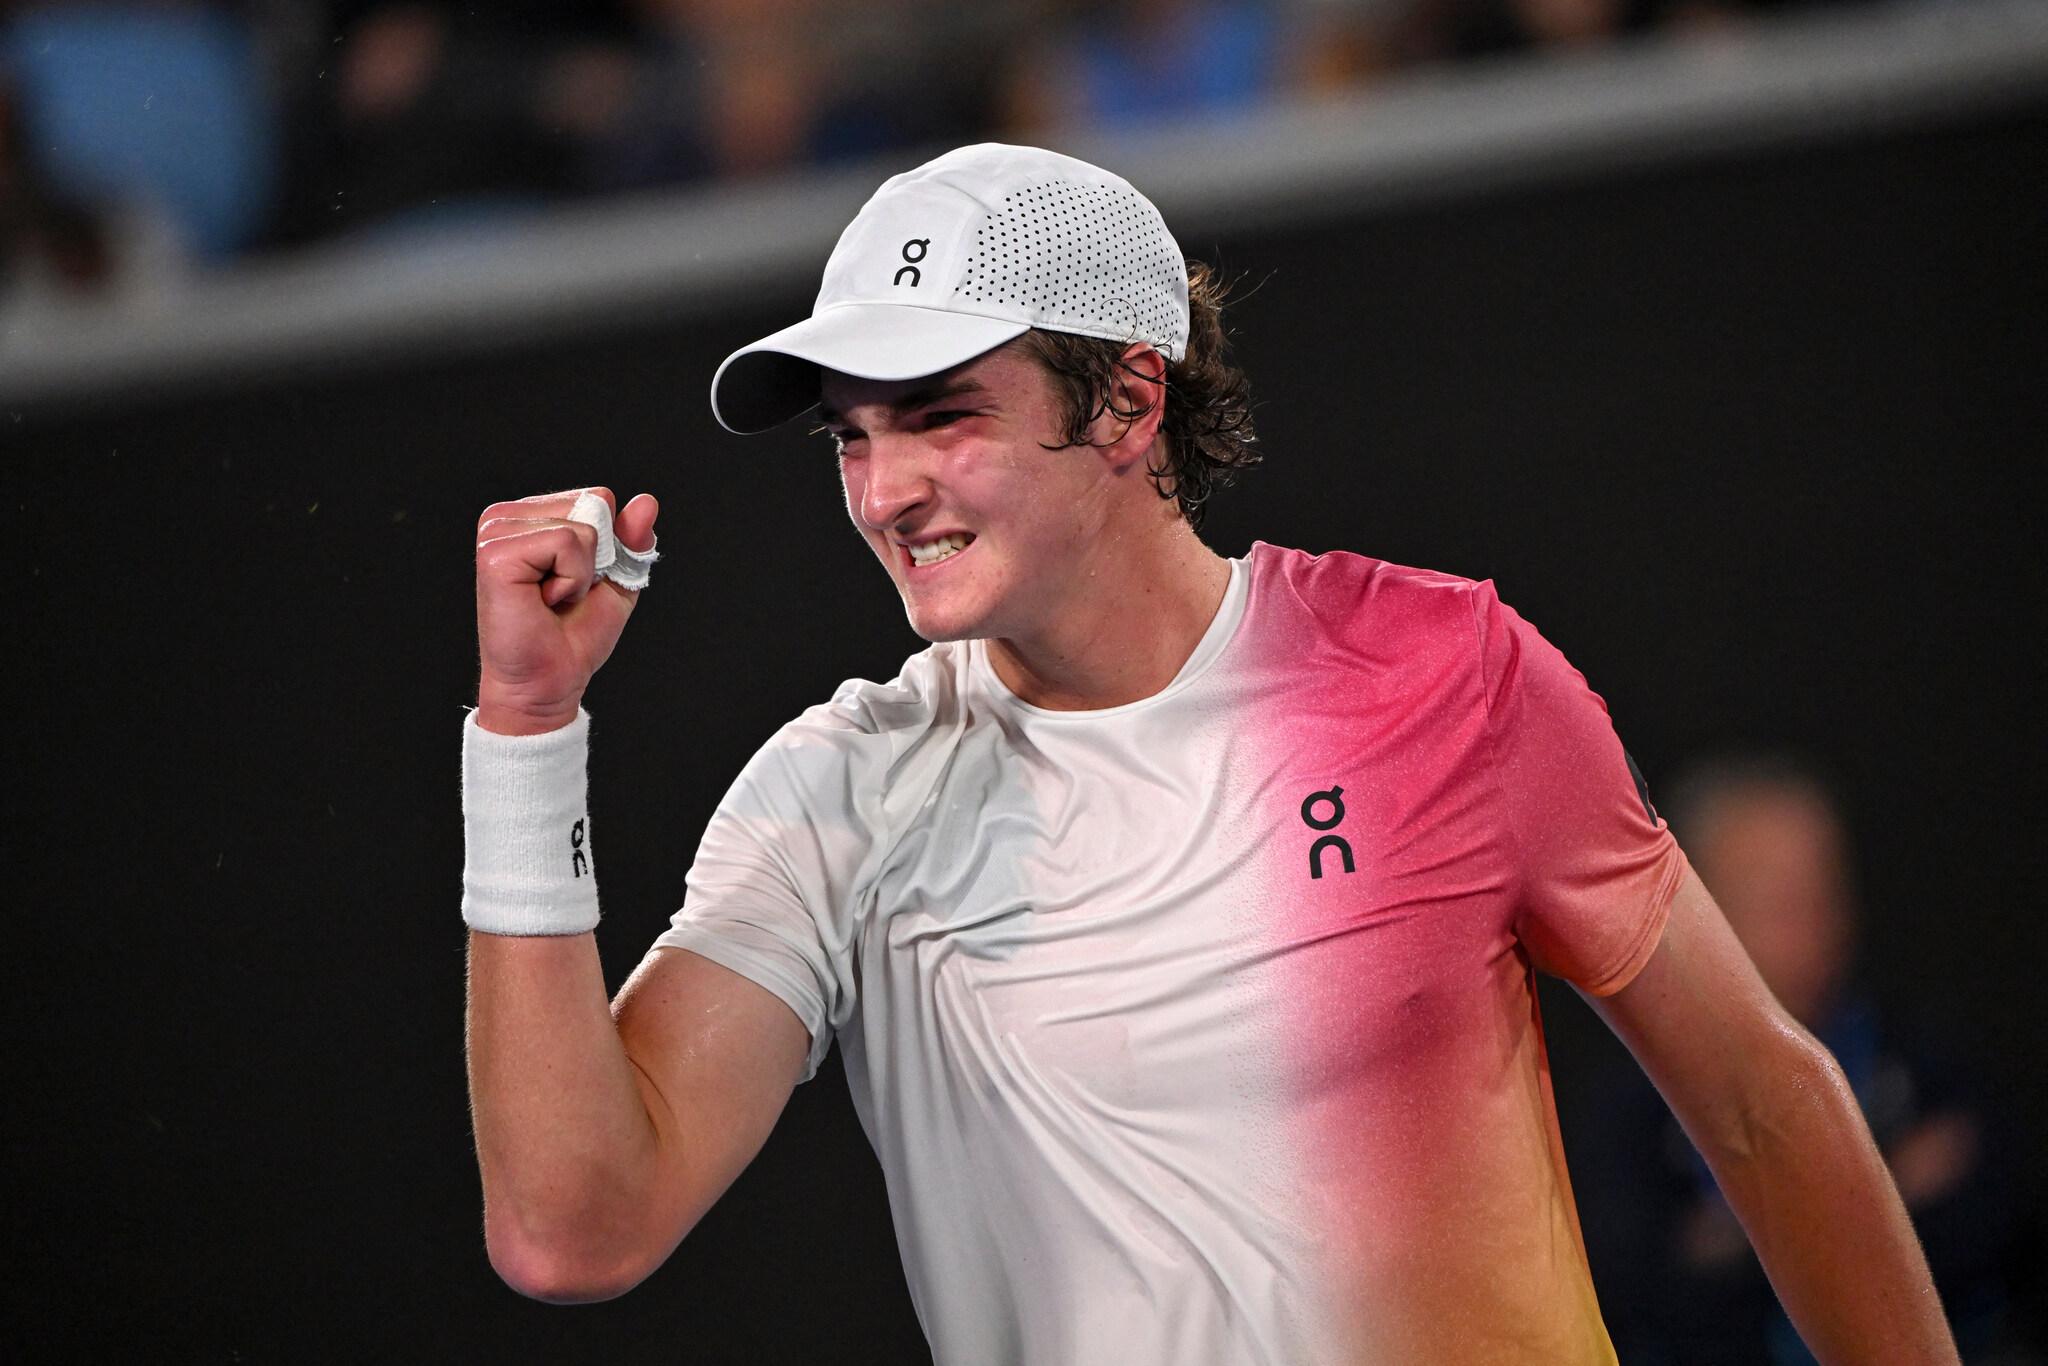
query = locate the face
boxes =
[819,342,1130,645]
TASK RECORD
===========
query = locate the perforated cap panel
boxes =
[712,145,1193,432]
[958,179,1188,358]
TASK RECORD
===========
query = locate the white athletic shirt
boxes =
[653,543,1683,1364]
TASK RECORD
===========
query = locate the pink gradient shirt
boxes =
[656,542,1687,1364]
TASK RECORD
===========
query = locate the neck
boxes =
[985,519,1231,711]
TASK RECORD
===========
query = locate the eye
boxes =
[922,409,974,430]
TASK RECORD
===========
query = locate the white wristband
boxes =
[461,708,601,935]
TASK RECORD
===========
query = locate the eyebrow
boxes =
[815,378,991,428]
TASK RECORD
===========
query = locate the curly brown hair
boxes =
[1014,261,1259,533]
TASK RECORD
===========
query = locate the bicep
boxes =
[1584,864,1836,1160]
[611,945,813,1246]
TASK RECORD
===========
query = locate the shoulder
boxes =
[1246,540,1505,650]
[800,639,970,747]
[726,641,972,813]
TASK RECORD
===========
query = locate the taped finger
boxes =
[566,491,660,590]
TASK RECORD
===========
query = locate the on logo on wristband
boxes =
[461,708,601,935]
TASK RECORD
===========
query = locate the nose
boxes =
[855,432,934,533]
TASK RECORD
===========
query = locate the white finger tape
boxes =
[566,491,660,591]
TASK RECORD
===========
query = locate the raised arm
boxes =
[463,488,811,1302]
[468,937,810,1300]
[1586,865,1960,1364]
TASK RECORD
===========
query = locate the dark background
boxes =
[9,100,2045,1361]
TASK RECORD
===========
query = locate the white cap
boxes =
[711,143,1190,435]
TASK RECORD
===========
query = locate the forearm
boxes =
[462,490,683,1298]
[1701,1040,1957,1364]
[465,929,665,1299]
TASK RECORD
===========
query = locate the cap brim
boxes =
[710,303,1031,435]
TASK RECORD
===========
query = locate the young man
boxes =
[463,144,1957,1363]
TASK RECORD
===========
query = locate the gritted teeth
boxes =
[907,532,973,567]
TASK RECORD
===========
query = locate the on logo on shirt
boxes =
[1300,786,1354,879]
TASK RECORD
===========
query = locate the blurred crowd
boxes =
[1574,755,2042,1363]
[6,0,1894,301]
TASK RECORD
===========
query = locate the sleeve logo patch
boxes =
[1624,750,1661,826]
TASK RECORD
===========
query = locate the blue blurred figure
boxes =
[1570,755,2037,1363]
[1001,0,1286,137]
[1,3,275,262]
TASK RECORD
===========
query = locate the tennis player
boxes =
[462,144,1958,1364]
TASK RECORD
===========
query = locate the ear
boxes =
[1092,343,1168,472]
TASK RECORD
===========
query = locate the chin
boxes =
[901,606,985,645]
[898,584,1006,644]
[890,556,1012,645]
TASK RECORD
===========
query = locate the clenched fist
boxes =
[473,487,659,736]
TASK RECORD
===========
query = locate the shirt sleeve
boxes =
[1473,581,1687,996]
[652,713,877,1082]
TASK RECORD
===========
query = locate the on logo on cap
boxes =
[895,237,928,287]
